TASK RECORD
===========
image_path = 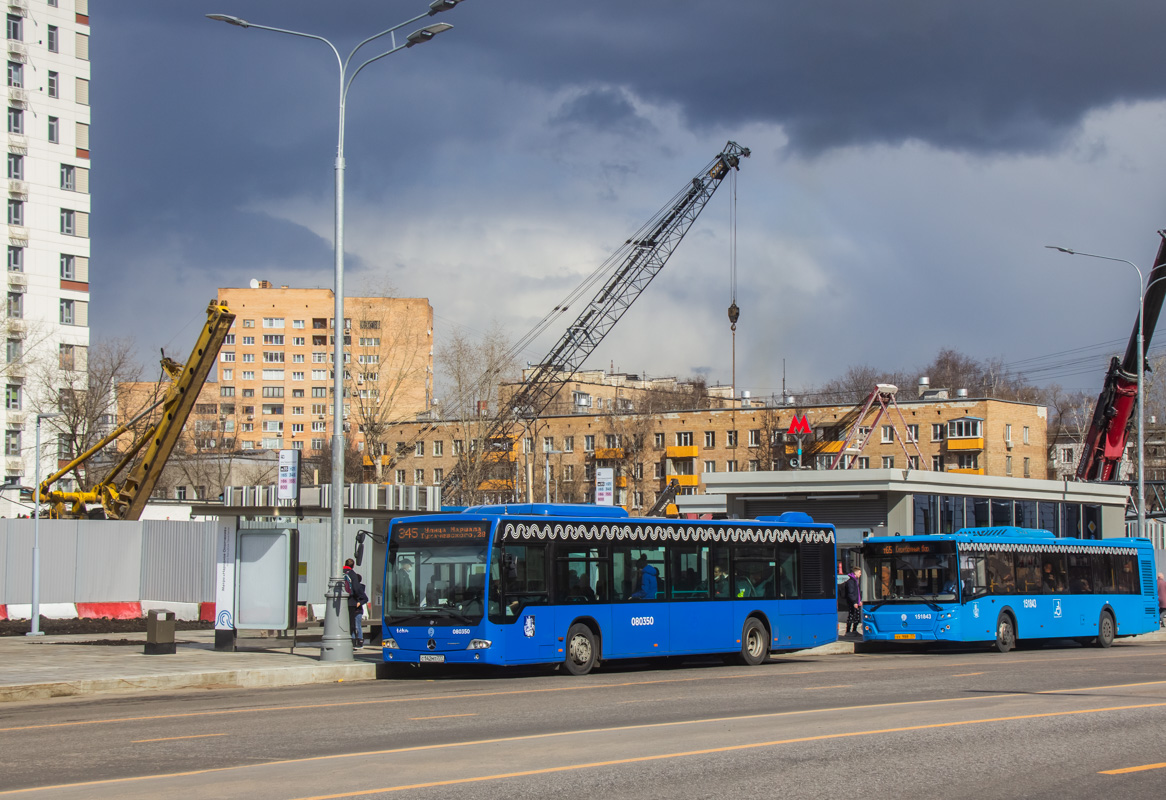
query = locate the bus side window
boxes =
[1067,553,1092,593]
[1015,552,1041,594]
[1093,553,1116,594]
[1116,554,1139,594]
[777,544,799,598]
[986,552,1015,594]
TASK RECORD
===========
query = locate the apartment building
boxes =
[385,378,1050,512]
[1,0,90,511]
[117,284,434,501]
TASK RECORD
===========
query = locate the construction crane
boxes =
[38,300,236,520]
[441,141,750,502]
[829,384,929,470]
[1076,231,1166,482]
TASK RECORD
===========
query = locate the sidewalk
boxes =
[0,628,380,703]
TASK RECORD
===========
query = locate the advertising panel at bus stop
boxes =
[596,468,614,505]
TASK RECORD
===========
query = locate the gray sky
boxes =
[92,1,1166,398]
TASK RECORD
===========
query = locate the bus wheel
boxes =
[1096,611,1115,648]
[993,613,1016,653]
[563,623,597,675]
[739,617,769,666]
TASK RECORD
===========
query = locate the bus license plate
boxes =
[419,654,445,663]
[894,634,916,640]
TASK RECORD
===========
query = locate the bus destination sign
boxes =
[394,521,491,544]
[872,542,940,556]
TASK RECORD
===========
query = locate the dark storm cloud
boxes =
[550,87,652,135]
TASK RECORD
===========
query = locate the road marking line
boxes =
[290,701,1166,800]
[952,672,985,677]
[409,714,477,721]
[6,698,1166,796]
[803,685,852,690]
[131,734,228,743]
[1100,762,1166,775]
[3,671,1162,734]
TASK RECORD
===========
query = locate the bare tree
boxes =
[345,289,432,481]
[30,338,144,492]
[429,322,517,505]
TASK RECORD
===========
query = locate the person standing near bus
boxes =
[343,558,369,649]
[843,567,862,636]
[1158,573,1165,627]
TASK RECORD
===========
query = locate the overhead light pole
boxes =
[208,0,462,662]
[1046,244,1145,540]
[28,412,62,636]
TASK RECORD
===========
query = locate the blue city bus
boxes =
[381,504,838,674]
[860,527,1160,651]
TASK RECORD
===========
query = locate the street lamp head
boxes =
[1045,245,1076,255]
[205,13,250,28]
[36,412,63,423]
[429,0,467,13]
[406,22,453,47]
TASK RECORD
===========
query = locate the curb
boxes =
[0,661,378,703]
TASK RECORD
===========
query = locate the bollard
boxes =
[145,608,177,655]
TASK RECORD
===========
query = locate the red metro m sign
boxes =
[787,414,811,436]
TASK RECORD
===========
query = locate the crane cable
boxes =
[728,167,739,397]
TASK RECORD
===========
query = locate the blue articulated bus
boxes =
[381,504,838,674]
[861,527,1160,651]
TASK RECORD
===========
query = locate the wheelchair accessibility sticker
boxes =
[1053,599,1063,618]
[523,615,536,638]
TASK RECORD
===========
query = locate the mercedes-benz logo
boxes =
[427,639,436,651]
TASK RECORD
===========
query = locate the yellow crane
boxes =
[38,300,236,520]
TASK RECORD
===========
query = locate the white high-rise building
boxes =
[3,0,90,512]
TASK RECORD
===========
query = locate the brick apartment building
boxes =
[382,379,1049,512]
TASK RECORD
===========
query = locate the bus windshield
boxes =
[862,542,959,605]
[387,545,489,625]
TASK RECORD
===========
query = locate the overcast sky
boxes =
[92,1,1166,400]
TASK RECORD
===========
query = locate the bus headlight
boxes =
[466,639,492,650]
[383,638,400,649]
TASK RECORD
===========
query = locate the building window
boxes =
[59,254,76,280]
[414,469,424,485]
[433,440,443,457]
[6,245,21,272]
[7,198,21,225]
[6,107,19,134]
[704,431,715,448]
[58,344,78,370]
[584,435,595,452]
[5,428,20,456]
[433,468,443,484]
[563,436,574,453]
[58,299,72,325]
[748,429,761,447]
[882,456,894,469]
[907,456,919,469]
[542,436,553,453]
[47,116,58,143]
[6,14,21,41]
[880,426,893,444]
[932,423,946,441]
[933,455,943,472]
[414,440,425,457]
[957,453,979,470]
[1005,455,1013,476]
[604,433,620,449]
[6,60,20,87]
[5,384,20,410]
[47,70,57,98]
[1061,447,1074,463]
[726,430,738,447]
[60,209,75,235]
[563,464,575,482]
[949,419,982,438]
[703,460,715,473]
[220,386,235,397]
[748,459,759,471]
[262,317,285,328]
[7,152,21,179]
[675,431,693,447]
[726,460,738,472]
[6,291,21,318]
[1023,457,1031,478]
[654,433,665,448]
[906,425,918,443]
[46,25,57,53]
[1023,426,1030,445]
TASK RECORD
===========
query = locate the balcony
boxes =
[477,478,513,492]
[947,438,984,451]
[666,445,698,459]
[948,467,985,475]
[665,474,699,487]
[615,475,627,488]
[594,447,623,460]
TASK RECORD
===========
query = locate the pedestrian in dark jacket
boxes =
[843,567,863,636]
[343,558,369,648]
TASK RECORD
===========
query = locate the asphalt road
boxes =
[2,639,1165,799]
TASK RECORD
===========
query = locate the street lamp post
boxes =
[28,412,62,636]
[1046,245,1145,539]
[208,1,462,662]
[544,449,564,503]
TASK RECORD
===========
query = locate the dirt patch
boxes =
[0,618,214,637]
